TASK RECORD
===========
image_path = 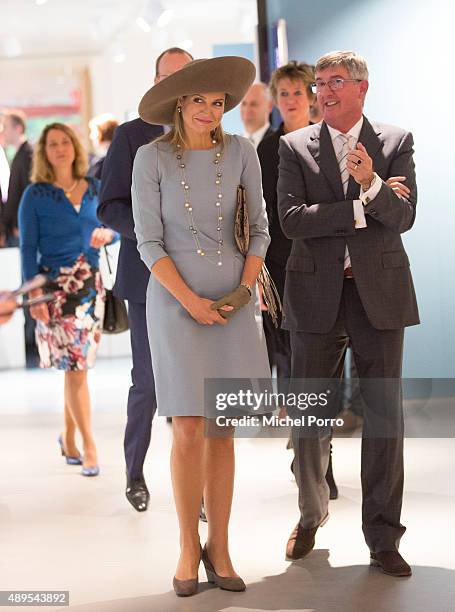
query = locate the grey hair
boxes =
[315,51,369,81]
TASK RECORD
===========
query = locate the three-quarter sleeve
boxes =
[239,137,270,258]
[18,186,40,280]
[132,143,168,270]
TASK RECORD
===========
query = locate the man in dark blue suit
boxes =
[98,47,193,511]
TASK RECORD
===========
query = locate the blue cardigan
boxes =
[19,177,118,280]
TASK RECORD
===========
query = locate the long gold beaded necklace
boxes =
[176,139,224,267]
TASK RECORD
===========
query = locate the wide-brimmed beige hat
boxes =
[138,56,256,125]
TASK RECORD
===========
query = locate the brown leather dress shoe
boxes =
[370,551,412,577]
[285,514,329,561]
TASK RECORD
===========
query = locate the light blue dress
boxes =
[132,134,271,416]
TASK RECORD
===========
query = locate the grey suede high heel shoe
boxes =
[172,575,199,597]
[202,545,246,592]
[172,545,202,597]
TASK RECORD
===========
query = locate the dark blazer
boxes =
[3,141,33,236]
[277,116,420,333]
[261,125,275,143]
[88,156,105,180]
[258,123,317,268]
[258,124,286,266]
[98,118,163,303]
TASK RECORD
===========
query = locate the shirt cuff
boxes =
[360,172,382,206]
[353,200,367,229]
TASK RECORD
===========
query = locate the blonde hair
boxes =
[315,51,369,80]
[269,61,315,104]
[31,122,88,184]
[156,99,226,151]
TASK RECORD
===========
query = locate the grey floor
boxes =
[0,359,454,612]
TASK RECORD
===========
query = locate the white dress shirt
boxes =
[243,122,271,149]
[327,117,382,269]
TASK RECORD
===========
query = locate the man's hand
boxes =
[90,227,115,249]
[386,176,410,199]
[347,142,374,190]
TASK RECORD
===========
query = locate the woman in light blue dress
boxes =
[132,57,271,596]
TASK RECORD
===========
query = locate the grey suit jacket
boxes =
[277,116,420,333]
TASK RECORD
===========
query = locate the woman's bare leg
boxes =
[171,416,204,580]
[64,371,97,467]
[204,434,239,577]
[62,398,80,458]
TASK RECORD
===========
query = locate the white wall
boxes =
[1,2,257,127]
[90,3,257,121]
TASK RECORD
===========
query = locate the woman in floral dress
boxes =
[19,122,117,476]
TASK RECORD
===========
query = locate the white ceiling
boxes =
[0,0,256,59]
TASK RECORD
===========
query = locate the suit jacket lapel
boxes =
[308,122,345,201]
[346,116,384,200]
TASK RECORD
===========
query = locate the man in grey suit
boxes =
[278,51,419,577]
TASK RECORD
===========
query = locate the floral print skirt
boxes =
[36,255,105,371]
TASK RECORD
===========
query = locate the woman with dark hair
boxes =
[19,122,117,477]
[132,57,270,596]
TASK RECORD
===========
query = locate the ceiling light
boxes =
[35,0,48,5]
[136,16,152,33]
[157,9,174,28]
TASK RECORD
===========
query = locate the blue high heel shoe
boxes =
[58,435,83,466]
[81,465,100,477]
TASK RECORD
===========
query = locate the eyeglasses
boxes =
[311,78,362,94]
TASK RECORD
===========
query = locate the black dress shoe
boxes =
[325,445,338,500]
[370,551,412,577]
[126,473,150,512]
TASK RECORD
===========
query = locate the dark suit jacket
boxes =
[277,116,420,333]
[98,118,163,303]
[260,125,275,143]
[2,141,33,237]
[258,122,313,269]
[88,156,105,180]
[258,124,286,266]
